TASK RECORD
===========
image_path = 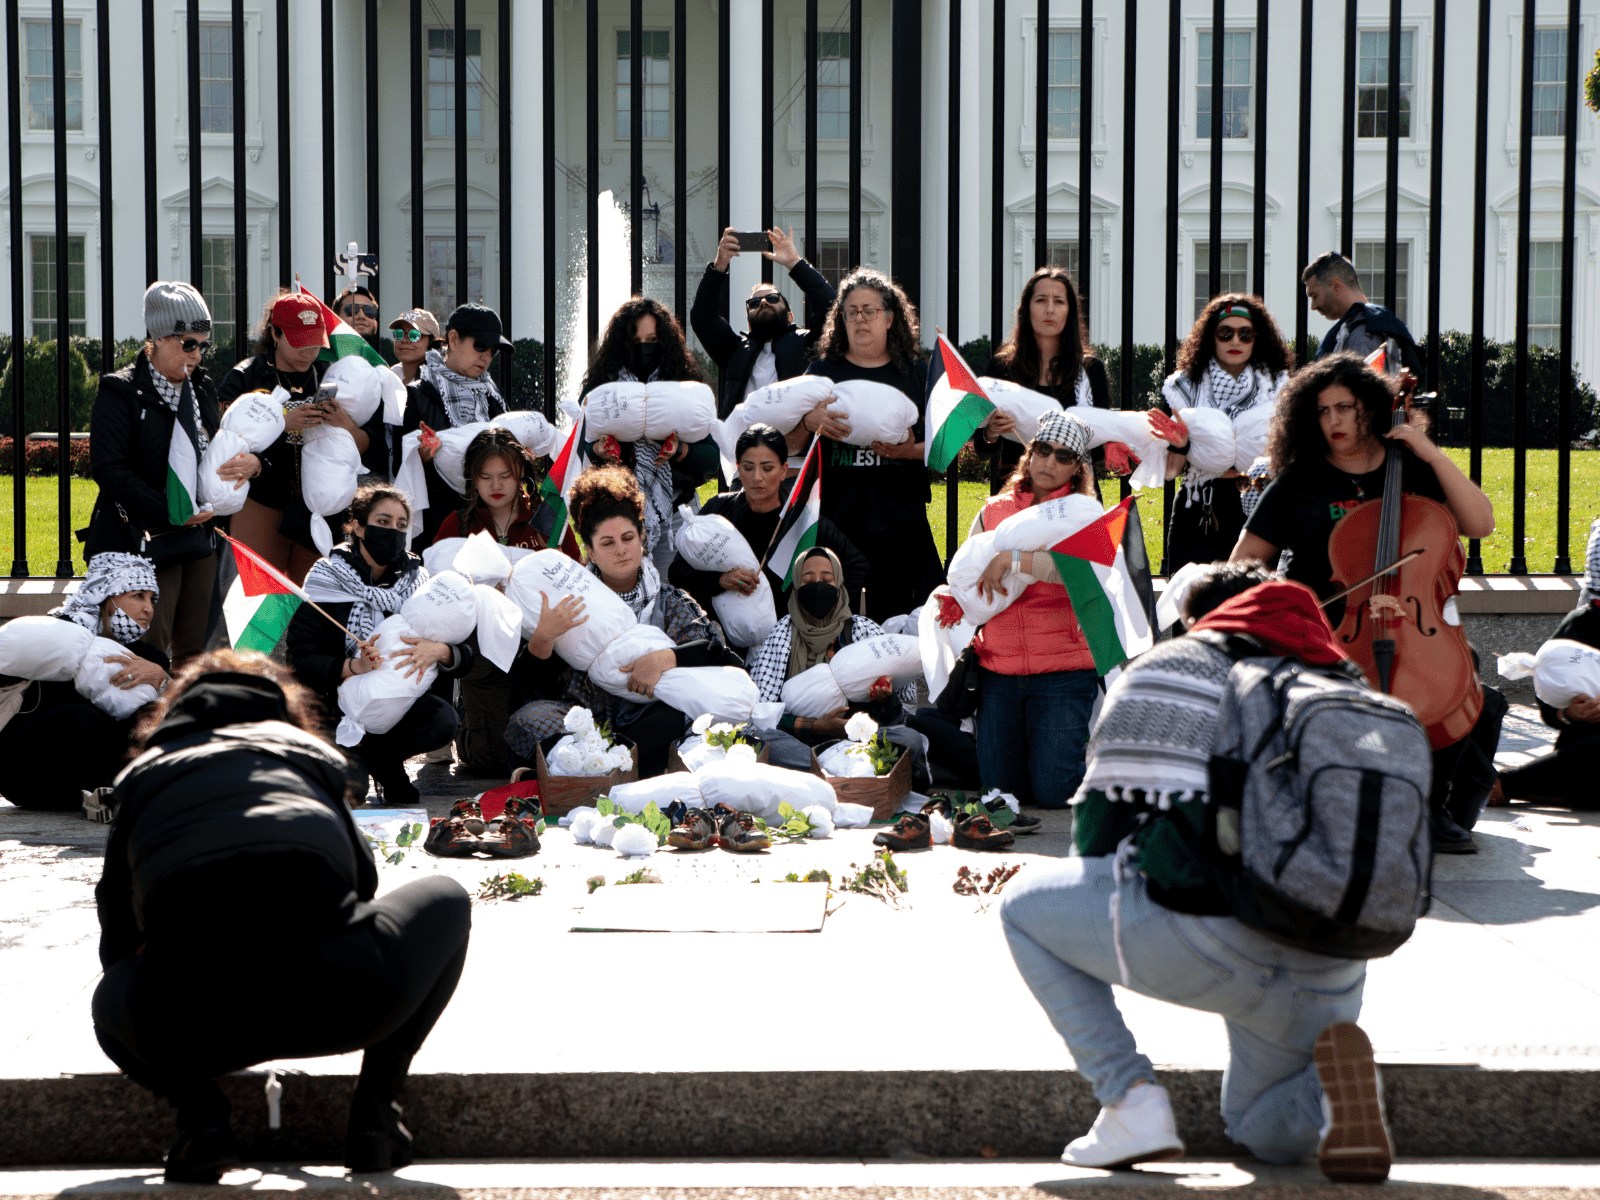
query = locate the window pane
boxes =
[31,234,87,338]
[25,19,83,132]
[817,31,851,139]
[1357,29,1413,138]
[1198,31,1252,140]
[1352,241,1410,325]
[1044,240,1088,309]
[429,28,483,139]
[1047,30,1082,139]
[618,29,670,139]
[1193,241,1249,319]
[813,239,852,290]
[426,236,486,315]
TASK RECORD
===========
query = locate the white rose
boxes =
[613,823,657,857]
[580,732,608,754]
[844,712,879,744]
[803,805,835,839]
[569,810,601,843]
[929,810,953,844]
[691,713,713,735]
[564,706,596,736]
[582,753,610,776]
[591,817,621,847]
[709,722,737,737]
[726,742,758,764]
[608,745,633,771]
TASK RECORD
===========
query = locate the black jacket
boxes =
[284,546,477,711]
[667,486,871,619]
[84,354,222,558]
[1539,601,1600,749]
[1315,302,1424,377]
[95,676,374,968]
[402,376,508,546]
[689,259,837,419]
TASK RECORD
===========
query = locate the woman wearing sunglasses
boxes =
[1150,293,1292,571]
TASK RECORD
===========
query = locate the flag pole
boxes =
[758,433,819,571]
[219,533,365,646]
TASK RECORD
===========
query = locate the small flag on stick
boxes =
[924,335,996,472]
[763,434,823,589]
[1046,497,1156,675]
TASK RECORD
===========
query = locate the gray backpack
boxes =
[1203,642,1433,959]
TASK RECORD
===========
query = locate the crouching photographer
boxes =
[92,650,470,1182]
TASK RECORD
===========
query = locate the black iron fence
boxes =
[3,0,1595,578]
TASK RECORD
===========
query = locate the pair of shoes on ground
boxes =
[667,803,770,852]
[873,796,1038,851]
[1058,1022,1391,1184]
[164,1093,413,1182]
[424,798,541,858]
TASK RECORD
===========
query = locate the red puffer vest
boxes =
[972,483,1096,676]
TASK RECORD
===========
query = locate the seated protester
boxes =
[668,423,868,640]
[744,547,913,746]
[286,484,475,805]
[580,297,720,576]
[504,466,736,778]
[1001,565,1397,1181]
[0,553,170,811]
[1492,592,1600,810]
[433,428,565,776]
[403,303,514,546]
[92,650,469,1183]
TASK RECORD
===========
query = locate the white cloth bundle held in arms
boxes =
[713,375,833,465]
[944,494,1105,625]
[674,504,776,648]
[334,614,440,746]
[198,388,288,516]
[1497,638,1600,711]
[0,616,96,682]
[582,380,717,444]
[975,377,1064,444]
[780,634,923,718]
[818,380,919,447]
[74,637,162,719]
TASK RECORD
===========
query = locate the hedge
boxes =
[0,435,93,478]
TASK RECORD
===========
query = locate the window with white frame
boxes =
[200,237,236,350]
[1352,241,1410,325]
[428,29,482,139]
[817,31,851,139]
[1533,30,1569,137]
[616,30,670,139]
[1196,30,1252,140]
[199,23,234,135]
[1356,30,1413,139]
[1044,240,1089,310]
[427,236,485,317]
[1193,242,1249,319]
[1528,240,1563,349]
[812,239,852,290]
[1047,31,1083,139]
[30,235,86,339]
[25,20,82,132]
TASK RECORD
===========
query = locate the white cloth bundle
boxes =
[588,626,766,721]
[880,610,919,637]
[1176,406,1237,478]
[73,637,161,719]
[991,493,1106,553]
[300,424,363,556]
[828,634,923,700]
[918,590,977,705]
[1068,408,1172,490]
[822,380,919,447]
[222,388,290,449]
[400,570,478,644]
[1155,560,1212,630]
[582,380,717,444]
[199,390,288,516]
[713,374,834,467]
[421,538,468,575]
[1231,403,1274,474]
[694,759,837,822]
[945,531,1026,625]
[0,616,95,681]
[430,414,561,497]
[334,615,438,746]
[607,772,702,814]
[713,585,778,649]
[675,503,778,647]
[977,377,1064,444]
[781,663,849,719]
[450,530,537,587]
[506,550,637,666]
[818,741,877,779]
[321,356,384,426]
[472,584,525,673]
[588,625,677,696]
[1497,638,1600,710]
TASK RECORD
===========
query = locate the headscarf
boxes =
[589,555,666,631]
[786,546,853,679]
[52,552,160,646]
[303,546,428,655]
[419,346,503,427]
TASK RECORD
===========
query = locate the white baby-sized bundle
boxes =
[976,377,1063,444]
[334,615,439,746]
[1231,403,1274,474]
[506,550,637,667]
[300,422,363,556]
[1497,638,1600,711]
[73,637,162,719]
[400,570,478,645]
[1175,406,1237,479]
[713,375,834,466]
[1067,407,1172,490]
[818,380,919,448]
[321,356,384,425]
[945,495,1106,626]
[0,616,95,682]
[582,380,717,444]
[430,412,561,497]
[779,634,921,718]
[199,389,288,516]
[607,772,703,814]
[918,590,979,705]
[693,759,837,822]
[674,504,776,648]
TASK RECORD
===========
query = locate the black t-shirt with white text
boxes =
[803,357,931,533]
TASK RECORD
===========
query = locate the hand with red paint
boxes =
[1103,441,1139,475]
[866,676,893,701]
[1147,410,1190,449]
[935,591,966,629]
[418,421,442,463]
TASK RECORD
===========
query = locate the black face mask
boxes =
[359,524,409,569]
[628,340,662,378]
[797,581,839,619]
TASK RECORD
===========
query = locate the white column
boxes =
[958,0,983,343]
[291,2,322,289]
[512,0,542,340]
[726,1,764,334]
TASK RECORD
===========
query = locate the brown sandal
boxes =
[874,812,931,851]
[951,812,1015,852]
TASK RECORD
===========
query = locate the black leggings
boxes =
[0,702,133,811]
[1166,480,1246,571]
[358,693,457,793]
[92,874,470,1125]
[1500,744,1600,809]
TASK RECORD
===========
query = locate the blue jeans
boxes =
[999,856,1367,1164]
[974,667,1098,808]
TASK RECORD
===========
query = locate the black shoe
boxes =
[345,1094,414,1173]
[1431,809,1477,854]
[163,1125,242,1184]
[986,799,1041,834]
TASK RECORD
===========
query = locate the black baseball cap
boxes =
[446,303,515,352]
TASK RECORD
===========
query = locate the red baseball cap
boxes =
[270,293,331,349]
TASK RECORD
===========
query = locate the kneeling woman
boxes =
[287,484,476,805]
[744,547,913,745]
[504,466,735,777]
[93,650,469,1181]
[0,553,170,810]
[961,412,1102,808]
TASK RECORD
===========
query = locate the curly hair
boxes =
[1176,293,1293,383]
[128,650,325,758]
[455,426,540,532]
[1266,351,1397,472]
[579,296,702,398]
[814,269,921,371]
[992,265,1090,396]
[568,464,645,545]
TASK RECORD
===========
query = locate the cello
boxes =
[1325,340,1483,750]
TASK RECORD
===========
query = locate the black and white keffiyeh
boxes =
[303,550,428,655]
[420,347,503,427]
[610,365,679,575]
[52,552,160,645]
[592,557,666,631]
[148,367,210,453]
[1074,634,1234,808]
[1204,358,1261,420]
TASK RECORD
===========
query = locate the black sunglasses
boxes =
[1030,441,1081,465]
[342,303,380,319]
[746,292,784,309]
[179,337,210,354]
[1215,325,1256,343]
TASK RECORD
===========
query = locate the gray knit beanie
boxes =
[143,281,212,340]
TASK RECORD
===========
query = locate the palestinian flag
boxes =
[1048,496,1156,675]
[296,282,388,368]
[539,413,587,560]
[165,375,205,525]
[924,334,995,471]
[764,434,822,589]
[219,532,309,654]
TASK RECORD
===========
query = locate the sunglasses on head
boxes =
[342,303,380,319]
[393,328,429,342]
[1215,324,1255,343]
[1030,441,1080,465]
[746,292,783,309]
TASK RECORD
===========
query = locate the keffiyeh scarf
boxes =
[303,550,428,655]
[52,552,160,645]
[612,365,677,575]
[1583,516,1600,600]
[148,366,210,453]
[591,557,666,631]
[420,347,503,427]
[1204,358,1262,420]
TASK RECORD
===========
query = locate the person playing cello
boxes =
[1229,351,1498,854]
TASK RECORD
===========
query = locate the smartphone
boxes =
[314,382,340,408]
[733,231,771,253]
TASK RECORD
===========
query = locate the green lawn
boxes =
[0,477,96,576]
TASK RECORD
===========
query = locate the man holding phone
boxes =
[689,225,837,421]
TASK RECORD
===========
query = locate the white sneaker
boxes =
[420,745,453,764]
[1061,1081,1185,1168]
